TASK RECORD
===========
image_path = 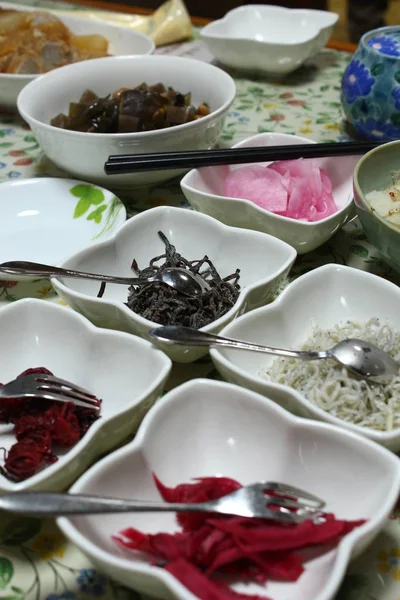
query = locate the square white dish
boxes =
[211,263,400,451]
[201,4,338,76]
[51,206,297,363]
[58,378,400,600]
[0,298,171,492]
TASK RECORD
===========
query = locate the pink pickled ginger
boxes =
[224,159,337,222]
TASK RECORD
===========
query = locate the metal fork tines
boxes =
[0,373,101,410]
[0,481,326,523]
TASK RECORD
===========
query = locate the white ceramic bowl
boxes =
[201,5,338,76]
[51,206,296,363]
[181,133,357,254]
[0,177,126,278]
[0,1,155,109]
[0,298,171,492]
[17,55,236,188]
[211,263,400,452]
[58,378,400,600]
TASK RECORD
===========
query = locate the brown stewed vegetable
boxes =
[50,82,211,133]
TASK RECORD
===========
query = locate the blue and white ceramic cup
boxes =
[341,26,400,141]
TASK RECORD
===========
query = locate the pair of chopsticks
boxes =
[104,140,384,175]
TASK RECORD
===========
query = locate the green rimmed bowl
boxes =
[353,140,400,273]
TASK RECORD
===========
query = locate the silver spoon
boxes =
[150,326,400,384]
[0,261,211,298]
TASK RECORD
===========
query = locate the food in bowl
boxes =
[0,9,109,74]
[0,367,101,482]
[50,83,211,133]
[97,231,241,328]
[366,171,400,227]
[224,159,337,222]
[114,474,365,600]
[262,318,400,432]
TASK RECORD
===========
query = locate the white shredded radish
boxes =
[260,318,400,432]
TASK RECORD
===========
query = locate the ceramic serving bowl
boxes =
[211,263,400,452]
[51,206,296,363]
[17,55,236,189]
[341,26,400,141]
[0,0,155,109]
[0,298,171,492]
[0,177,126,280]
[58,378,400,600]
[353,139,400,273]
[201,5,338,76]
[181,133,357,255]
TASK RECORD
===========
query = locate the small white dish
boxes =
[211,263,400,452]
[51,206,296,363]
[201,5,338,76]
[0,1,155,109]
[17,55,236,188]
[0,298,171,492]
[181,132,357,255]
[58,378,400,600]
[0,177,126,279]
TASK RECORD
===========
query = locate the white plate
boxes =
[0,1,155,108]
[0,177,126,278]
[58,378,400,600]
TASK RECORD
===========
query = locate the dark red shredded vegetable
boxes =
[113,475,366,600]
[0,367,101,482]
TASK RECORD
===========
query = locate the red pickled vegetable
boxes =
[114,476,366,600]
[0,367,101,482]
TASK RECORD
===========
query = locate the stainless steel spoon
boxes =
[150,326,400,384]
[0,261,211,298]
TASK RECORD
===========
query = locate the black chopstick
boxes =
[104,140,384,175]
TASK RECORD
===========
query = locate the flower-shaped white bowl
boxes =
[0,298,171,492]
[0,0,155,109]
[0,177,126,278]
[58,378,400,600]
[181,133,357,255]
[201,5,338,76]
[17,55,236,188]
[51,206,296,363]
[211,263,400,452]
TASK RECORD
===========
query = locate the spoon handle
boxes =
[150,326,327,360]
[0,261,147,286]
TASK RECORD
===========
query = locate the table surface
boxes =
[0,3,399,600]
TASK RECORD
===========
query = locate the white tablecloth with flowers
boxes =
[0,2,400,599]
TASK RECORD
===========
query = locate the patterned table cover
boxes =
[0,4,400,598]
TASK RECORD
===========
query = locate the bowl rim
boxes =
[0,2,155,80]
[51,205,297,333]
[0,297,172,491]
[57,377,400,600]
[360,25,400,59]
[210,262,400,443]
[201,5,338,46]
[353,139,400,235]
[17,55,236,140]
[181,132,354,229]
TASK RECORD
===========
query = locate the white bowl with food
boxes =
[58,378,400,600]
[201,5,338,76]
[181,133,356,254]
[17,55,236,188]
[0,1,155,109]
[211,263,400,451]
[51,206,296,363]
[0,177,125,278]
[0,298,171,492]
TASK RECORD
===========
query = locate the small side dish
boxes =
[366,171,400,227]
[0,8,109,74]
[51,84,211,133]
[115,474,364,600]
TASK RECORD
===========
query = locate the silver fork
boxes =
[0,482,325,523]
[0,373,101,410]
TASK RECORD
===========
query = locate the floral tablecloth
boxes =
[1,3,400,599]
